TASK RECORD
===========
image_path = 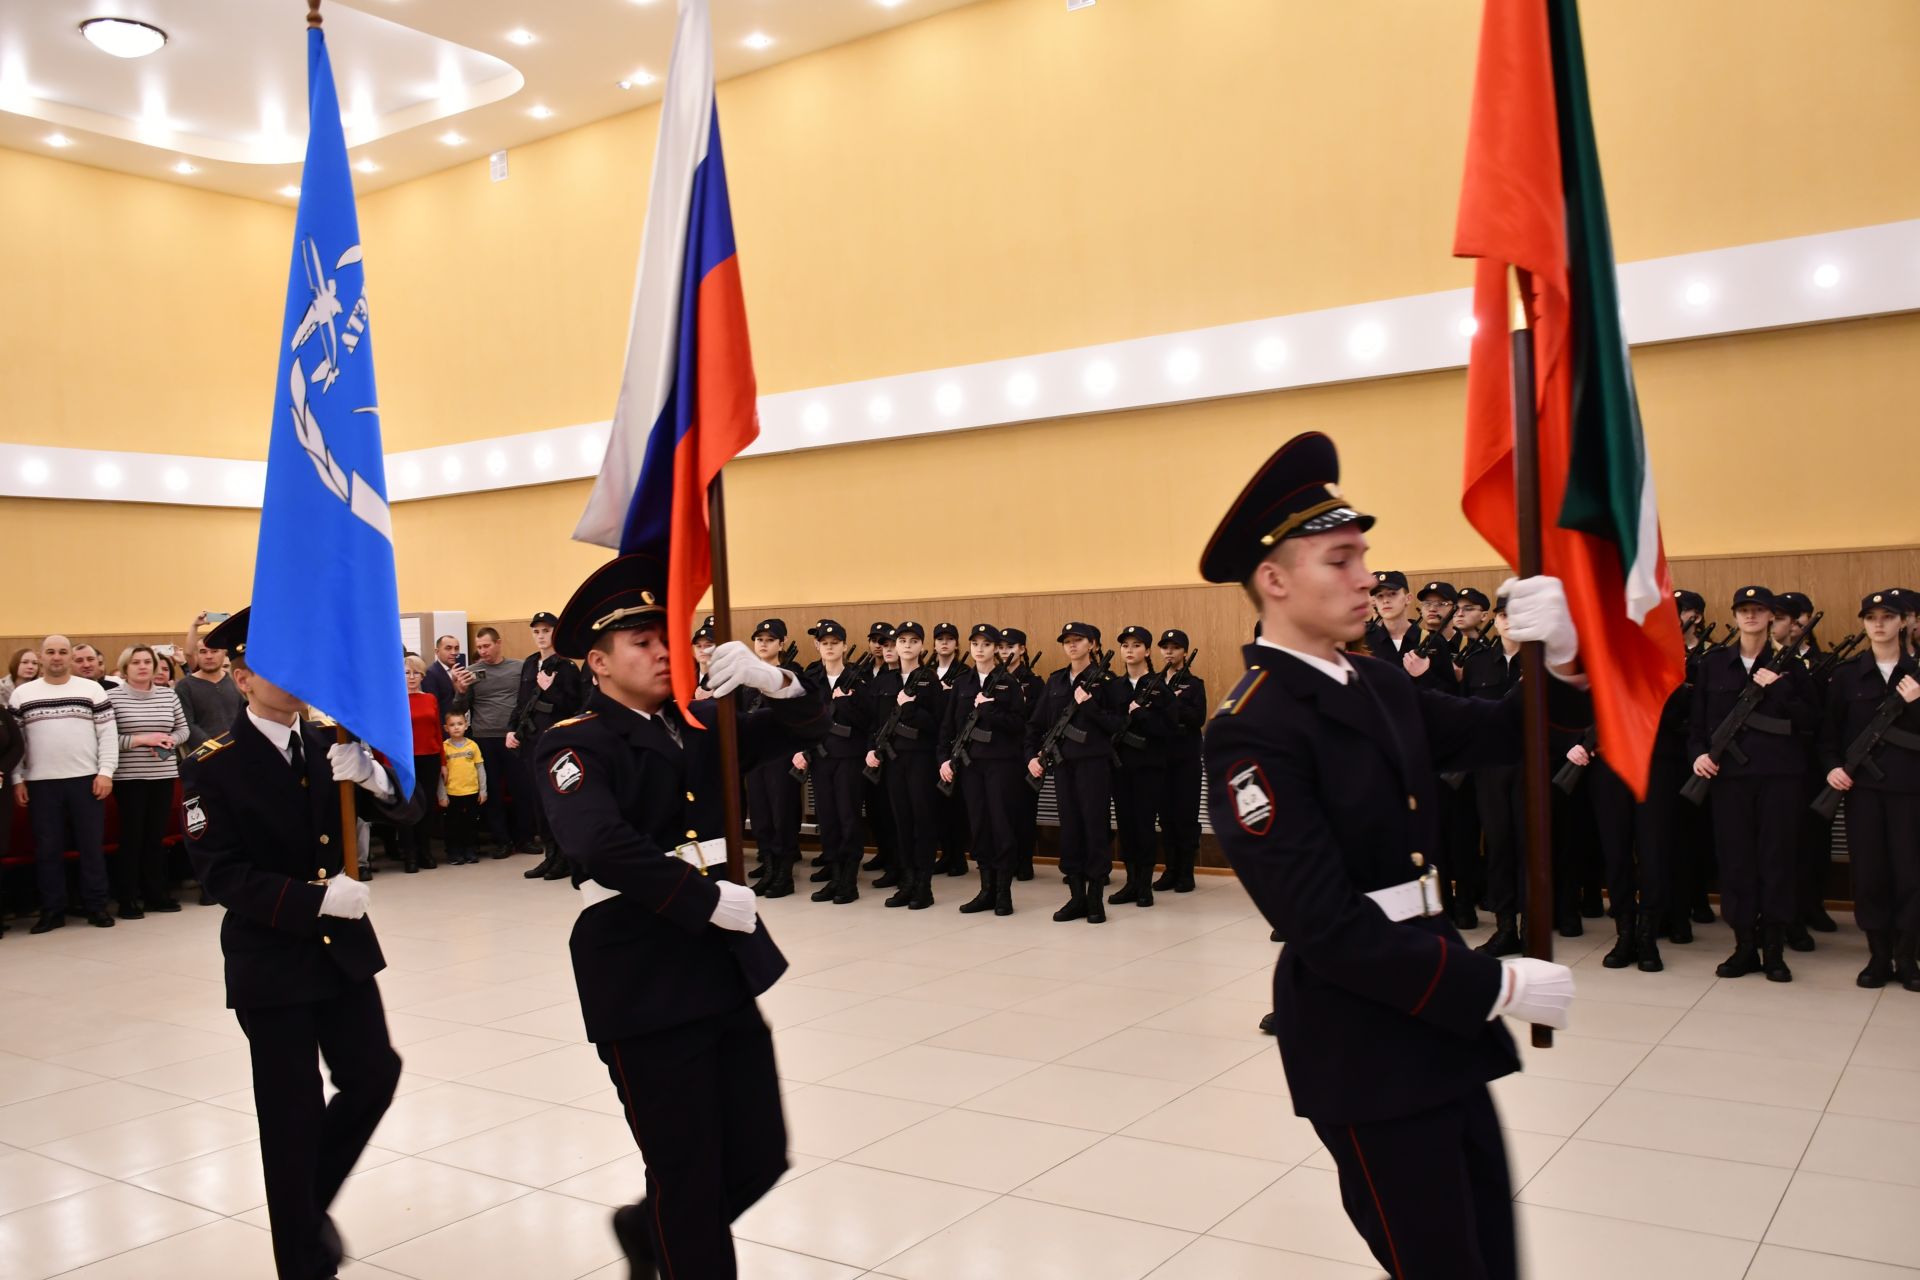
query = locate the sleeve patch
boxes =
[548,749,585,794]
[183,795,208,839]
[1226,759,1275,835]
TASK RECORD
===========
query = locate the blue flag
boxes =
[249,26,412,799]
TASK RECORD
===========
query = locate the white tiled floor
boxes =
[2,857,1917,1278]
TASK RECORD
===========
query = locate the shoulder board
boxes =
[1215,668,1269,718]
[189,733,233,761]
[550,712,598,729]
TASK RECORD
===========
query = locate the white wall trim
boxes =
[6,219,1917,510]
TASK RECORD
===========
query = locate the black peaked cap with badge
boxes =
[1672,590,1706,615]
[968,623,1002,644]
[1417,581,1457,604]
[1456,588,1491,611]
[932,622,960,641]
[894,620,925,639]
[203,607,252,660]
[1199,431,1374,585]
[1371,570,1409,594]
[531,611,560,629]
[807,619,847,641]
[1158,629,1190,650]
[1731,585,1776,612]
[1000,627,1027,645]
[867,621,896,642]
[752,618,787,641]
[552,554,670,660]
[1861,590,1901,618]
[693,614,716,643]
[1057,621,1101,644]
[1116,625,1153,646]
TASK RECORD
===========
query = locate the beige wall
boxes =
[4,0,1919,633]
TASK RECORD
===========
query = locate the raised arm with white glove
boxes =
[1498,575,1584,684]
[706,641,802,700]
[710,877,760,932]
[320,875,371,920]
[1488,956,1575,1030]
[327,740,396,802]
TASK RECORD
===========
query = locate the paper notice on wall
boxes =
[400,615,423,659]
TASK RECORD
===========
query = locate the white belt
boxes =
[1365,868,1446,922]
[578,838,729,910]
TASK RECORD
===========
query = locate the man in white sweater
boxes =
[9,635,118,933]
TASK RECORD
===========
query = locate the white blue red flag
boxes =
[251,23,413,798]
[574,0,759,711]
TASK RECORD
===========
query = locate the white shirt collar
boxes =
[1257,636,1354,685]
[248,709,297,761]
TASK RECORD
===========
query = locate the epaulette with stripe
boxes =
[189,733,233,761]
[1215,667,1269,717]
[550,712,598,729]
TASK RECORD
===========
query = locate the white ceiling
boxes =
[0,0,985,201]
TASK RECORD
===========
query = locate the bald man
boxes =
[8,635,119,932]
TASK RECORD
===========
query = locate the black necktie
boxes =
[288,729,305,779]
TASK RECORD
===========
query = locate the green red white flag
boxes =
[1455,0,1684,798]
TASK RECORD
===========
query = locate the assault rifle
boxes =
[790,664,869,781]
[1028,649,1114,794]
[1111,669,1172,765]
[1682,613,1821,805]
[863,665,936,784]
[938,666,1016,796]
[779,641,799,667]
[1695,621,1718,648]
[1809,633,1864,682]
[1811,684,1920,820]
[1553,726,1599,794]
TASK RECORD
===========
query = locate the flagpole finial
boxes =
[308,0,322,28]
[1507,266,1530,333]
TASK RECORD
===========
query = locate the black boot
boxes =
[810,864,841,902]
[1085,881,1107,924]
[1476,912,1522,957]
[1555,909,1584,938]
[1785,921,1816,953]
[994,868,1013,917]
[1806,905,1838,933]
[1635,911,1664,973]
[958,867,996,914]
[1134,865,1154,908]
[29,912,64,935]
[1602,911,1639,969]
[810,853,828,868]
[832,858,860,905]
[1716,928,1761,978]
[1152,858,1178,892]
[1895,932,1920,993]
[763,858,797,900]
[809,865,833,883]
[404,856,419,874]
[909,874,935,909]
[1014,853,1035,882]
[1691,898,1716,925]
[884,872,914,908]
[1110,872,1140,906]
[1052,878,1088,922]
[873,865,901,889]
[1761,924,1793,982]
[1580,887,1606,919]
[611,1204,659,1280]
[863,853,886,872]
[523,852,556,879]
[1858,930,1894,989]
[941,853,969,878]
[1449,897,1479,931]
[1667,909,1693,945]
[542,853,570,880]
[1173,850,1197,893]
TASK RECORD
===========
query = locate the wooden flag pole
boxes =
[708,476,749,886]
[1509,267,1554,1049]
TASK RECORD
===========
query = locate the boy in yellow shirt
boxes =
[439,711,488,865]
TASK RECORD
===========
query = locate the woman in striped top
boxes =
[106,646,188,917]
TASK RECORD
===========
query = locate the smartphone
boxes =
[154,644,176,658]
[455,653,468,669]
[205,611,231,625]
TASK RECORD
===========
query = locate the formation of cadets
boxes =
[686,615,1209,924]
[1359,572,1920,992]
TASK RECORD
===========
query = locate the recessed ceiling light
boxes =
[19,458,50,485]
[1253,336,1288,371]
[1083,361,1117,395]
[45,133,73,148]
[353,157,379,174]
[1347,322,1387,360]
[278,184,301,198]
[801,403,829,433]
[743,31,774,50]
[617,70,657,89]
[172,159,196,175]
[867,395,894,424]
[439,130,465,146]
[92,462,123,490]
[528,103,554,120]
[1457,315,1479,337]
[1683,280,1711,307]
[1812,263,1840,289]
[1165,349,1201,384]
[504,28,536,46]
[1005,371,1038,406]
[162,466,189,492]
[79,17,167,60]
[876,0,908,8]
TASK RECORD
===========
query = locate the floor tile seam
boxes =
[345,1180,542,1268]
[32,1208,237,1280]
[4,1095,206,1155]
[1549,1131,1821,1177]
[1512,1174,1793,1246]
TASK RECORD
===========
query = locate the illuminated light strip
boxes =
[4,219,1917,510]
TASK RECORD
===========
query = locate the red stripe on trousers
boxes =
[1348,1126,1406,1279]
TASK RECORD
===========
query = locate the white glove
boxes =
[319,876,371,920]
[1490,956,1575,1029]
[328,740,394,801]
[1498,575,1579,669]
[706,641,797,699]
[710,878,760,933]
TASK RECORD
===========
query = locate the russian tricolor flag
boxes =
[575,0,757,710]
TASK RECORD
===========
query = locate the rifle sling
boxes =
[1743,713,1792,736]
[1880,726,1920,752]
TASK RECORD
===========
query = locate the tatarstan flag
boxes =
[1454,0,1683,798]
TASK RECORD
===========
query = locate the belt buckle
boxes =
[676,840,709,876]
[1417,865,1443,917]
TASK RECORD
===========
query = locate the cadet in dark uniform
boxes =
[1690,586,1818,982]
[742,618,805,897]
[999,627,1045,882]
[182,609,413,1280]
[861,622,900,879]
[1668,589,1716,939]
[1200,432,1578,1280]
[866,622,944,908]
[1363,570,1418,660]
[938,624,1025,916]
[930,622,971,878]
[1025,622,1128,923]
[1154,629,1207,894]
[512,610,586,881]
[798,620,870,905]
[1819,591,1920,990]
[537,554,827,1280]
[1111,625,1172,907]
[1467,600,1525,956]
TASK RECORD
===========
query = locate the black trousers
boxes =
[1054,755,1113,886]
[813,756,864,869]
[1445,779,1484,906]
[1158,750,1202,867]
[937,781,971,867]
[1113,755,1163,879]
[110,777,176,906]
[1846,788,1920,933]
[1475,768,1525,916]
[598,1001,788,1280]
[959,757,1019,874]
[1797,770,1834,919]
[1014,775,1039,872]
[403,754,439,865]
[1589,762,1669,917]
[237,980,402,1280]
[1313,1087,1516,1280]
[865,767,898,866]
[28,776,108,914]
[1550,783,1597,919]
[887,751,939,884]
[745,758,801,869]
[475,736,535,846]
[1710,773,1801,927]
[444,793,481,858]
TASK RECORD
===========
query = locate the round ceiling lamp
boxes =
[79,17,169,59]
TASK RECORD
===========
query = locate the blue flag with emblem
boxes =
[247,24,412,799]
